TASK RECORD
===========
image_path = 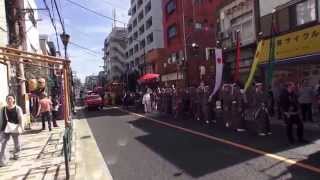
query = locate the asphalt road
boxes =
[82,107,320,180]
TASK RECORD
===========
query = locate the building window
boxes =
[134,44,139,52]
[167,25,177,39]
[133,31,138,39]
[277,7,290,33]
[146,17,153,29]
[140,39,146,49]
[128,24,133,32]
[129,48,134,56]
[132,5,137,15]
[137,0,143,8]
[139,25,145,35]
[138,11,144,22]
[195,22,202,29]
[133,19,138,27]
[129,37,133,45]
[145,1,151,14]
[147,32,154,44]
[296,0,316,26]
[194,0,204,5]
[166,0,176,15]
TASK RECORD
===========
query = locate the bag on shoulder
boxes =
[4,107,23,134]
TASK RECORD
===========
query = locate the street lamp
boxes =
[60,33,70,59]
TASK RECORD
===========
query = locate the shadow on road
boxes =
[127,115,320,179]
[82,107,320,179]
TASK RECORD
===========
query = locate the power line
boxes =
[42,0,61,52]
[65,0,126,25]
[95,0,128,11]
[53,0,66,32]
[41,13,92,39]
[69,41,102,56]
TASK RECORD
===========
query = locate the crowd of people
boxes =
[124,79,320,145]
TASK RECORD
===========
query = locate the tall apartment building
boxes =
[160,0,222,87]
[126,0,164,74]
[103,27,128,82]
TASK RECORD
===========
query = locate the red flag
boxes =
[234,31,241,82]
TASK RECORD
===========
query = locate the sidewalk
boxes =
[0,121,76,180]
[0,111,113,180]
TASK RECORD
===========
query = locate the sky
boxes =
[36,0,130,82]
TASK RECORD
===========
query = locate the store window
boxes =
[296,0,316,26]
[167,25,177,39]
[166,0,176,15]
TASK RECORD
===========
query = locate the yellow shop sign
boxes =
[259,25,320,63]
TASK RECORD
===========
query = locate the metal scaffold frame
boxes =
[0,46,72,127]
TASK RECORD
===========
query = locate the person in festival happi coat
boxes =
[195,84,205,122]
[142,88,152,113]
[249,82,271,136]
[220,84,233,127]
[201,86,211,124]
[189,87,197,121]
[229,83,247,132]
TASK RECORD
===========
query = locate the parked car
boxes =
[84,93,104,110]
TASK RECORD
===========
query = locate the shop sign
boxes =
[258,25,320,62]
[161,72,184,82]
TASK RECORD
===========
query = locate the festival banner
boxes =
[234,31,241,82]
[209,48,223,101]
[244,40,264,91]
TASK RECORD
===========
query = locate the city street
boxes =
[82,107,320,180]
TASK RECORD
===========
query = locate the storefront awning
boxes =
[138,73,159,83]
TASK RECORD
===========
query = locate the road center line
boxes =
[118,108,320,174]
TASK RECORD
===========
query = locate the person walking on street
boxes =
[37,93,53,131]
[249,83,271,136]
[280,82,308,144]
[230,83,247,132]
[221,84,233,128]
[298,80,314,122]
[142,88,152,113]
[0,95,24,166]
[51,98,59,127]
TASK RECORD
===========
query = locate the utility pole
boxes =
[6,0,28,113]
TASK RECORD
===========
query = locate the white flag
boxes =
[209,48,223,101]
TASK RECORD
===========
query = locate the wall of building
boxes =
[216,0,257,82]
[24,0,40,53]
[259,0,291,17]
[0,0,8,46]
[103,27,128,82]
[161,0,221,87]
[0,0,9,106]
[126,0,164,70]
